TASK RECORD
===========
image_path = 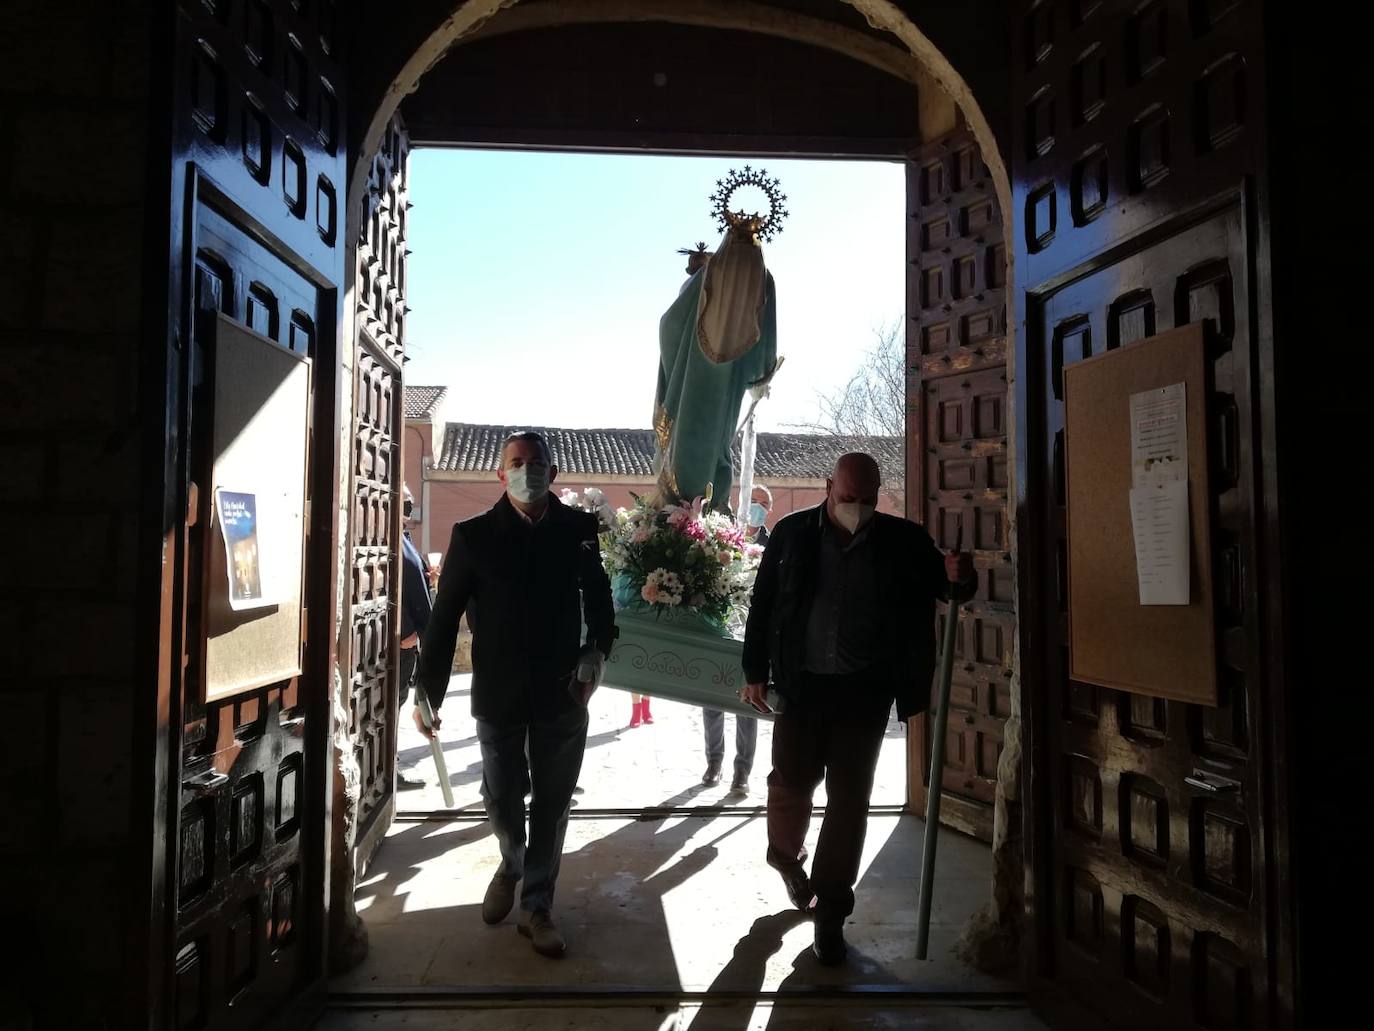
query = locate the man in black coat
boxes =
[416,431,616,958]
[741,452,975,966]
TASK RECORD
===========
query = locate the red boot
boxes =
[629,699,643,728]
[641,697,654,724]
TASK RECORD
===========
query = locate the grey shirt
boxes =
[803,508,881,675]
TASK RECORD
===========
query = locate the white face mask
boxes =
[747,502,768,528]
[505,463,550,504]
[832,501,875,534]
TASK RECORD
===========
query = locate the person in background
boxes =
[397,483,433,789]
[745,483,773,546]
[628,691,654,728]
[698,483,773,791]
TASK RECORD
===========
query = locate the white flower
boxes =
[643,567,684,606]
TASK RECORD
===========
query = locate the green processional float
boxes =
[563,168,786,718]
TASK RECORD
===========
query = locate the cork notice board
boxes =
[1063,322,1217,705]
[202,315,310,702]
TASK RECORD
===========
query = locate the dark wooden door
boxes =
[164,1,345,1027]
[1012,1,1288,1027]
[905,127,1013,843]
[349,111,410,870]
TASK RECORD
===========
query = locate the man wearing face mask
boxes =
[741,452,975,966]
[745,483,773,547]
[416,431,617,958]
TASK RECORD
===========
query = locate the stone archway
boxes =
[332,0,1022,974]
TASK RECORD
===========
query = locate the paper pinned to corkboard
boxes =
[1063,322,1217,705]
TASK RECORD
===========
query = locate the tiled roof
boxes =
[404,385,448,420]
[434,423,902,481]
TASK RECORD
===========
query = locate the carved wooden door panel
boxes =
[1013,1,1288,1027]
[349,112,410,871]
[905,126,1013,843]
[165,1,345,1027]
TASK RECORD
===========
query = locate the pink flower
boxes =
[678,519,707,542]
[718,551,733,565]
[642,582,660,604]
[632,527,651,543]
[711,523,747,548]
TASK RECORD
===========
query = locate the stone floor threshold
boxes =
[328,988,1028,1006]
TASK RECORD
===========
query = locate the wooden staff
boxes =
[915,521,964,960]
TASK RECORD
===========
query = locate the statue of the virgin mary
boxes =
[650,170,785,511]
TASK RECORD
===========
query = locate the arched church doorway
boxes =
[152,2,1295,1030]
[152,2,1022,1027]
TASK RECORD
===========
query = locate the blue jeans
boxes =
[703,707,758,777]
[476,705,589,914]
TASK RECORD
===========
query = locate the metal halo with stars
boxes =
[708,166,789,243]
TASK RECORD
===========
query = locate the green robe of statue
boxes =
[651,264,777,510]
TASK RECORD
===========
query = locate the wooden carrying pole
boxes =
[915,522,963,960]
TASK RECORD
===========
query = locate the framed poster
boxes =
[202,315,311,701]
[215,489,269,610]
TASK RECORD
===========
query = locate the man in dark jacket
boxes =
[416,431,616,958]
[397,483,433,789]
[741,452,975,966]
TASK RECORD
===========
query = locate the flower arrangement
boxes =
[561,490,763,628]
[558,486,616,532]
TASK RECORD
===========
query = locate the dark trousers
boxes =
[703,707,758,776]
[765,671,890,924]
[398,646,419,706]
[476,704,589,914]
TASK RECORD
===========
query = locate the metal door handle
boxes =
[183,769,228,793]
[1184,769,1240,794]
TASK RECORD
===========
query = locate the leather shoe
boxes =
[776,864,814,912]
[729,772,749,794]
[481,871,518,925]
[518,909,567,957]
[702,760,722,786]
[813,920,847,966]
[397,768,426,790]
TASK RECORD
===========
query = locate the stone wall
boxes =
[0,1,156,1025]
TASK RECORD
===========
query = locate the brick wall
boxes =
[417,477,904,565]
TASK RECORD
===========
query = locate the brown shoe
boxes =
[481,871,518,925]
[702,760,722,786]
[517,909,567,957]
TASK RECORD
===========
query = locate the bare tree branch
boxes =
[787,320,906,508]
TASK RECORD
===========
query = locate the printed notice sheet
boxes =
[1128,383,1190,605]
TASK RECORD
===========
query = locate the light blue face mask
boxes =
[747,502,768,527]
[505,463,550,503]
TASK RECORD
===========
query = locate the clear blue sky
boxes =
[403,149,905,432]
